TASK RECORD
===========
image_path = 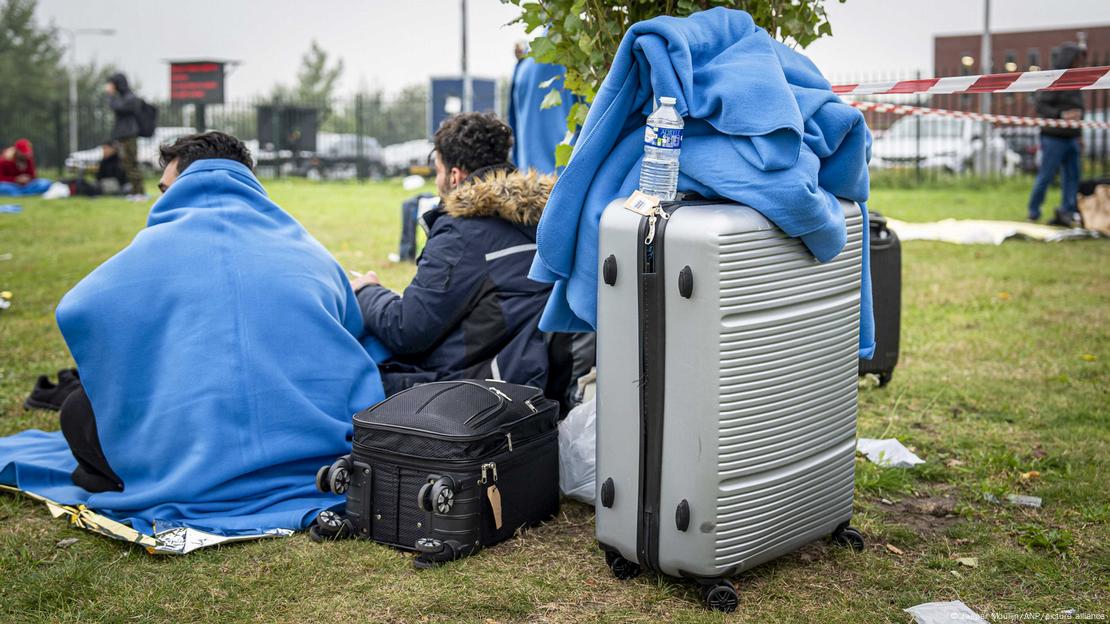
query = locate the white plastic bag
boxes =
[42,181,70,200]
[856,438,925,468]
[558,398,596,504]
[904,600,987,624]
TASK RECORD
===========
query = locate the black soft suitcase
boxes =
[312,380,560,567]
[858,211,901,386]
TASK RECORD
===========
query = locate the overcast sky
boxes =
[33,0,1110,100]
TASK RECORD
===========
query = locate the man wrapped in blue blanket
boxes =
[0,132,385,536]
[529,8,875,357]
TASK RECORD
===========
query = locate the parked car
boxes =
[870,116,1019,175]
[999,126,1040,174]
[382,139,434,176]
[65,126,197,173]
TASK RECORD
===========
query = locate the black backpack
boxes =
[137,99,158,138]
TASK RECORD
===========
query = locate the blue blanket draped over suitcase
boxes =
[529,8,875,358]
[0,159,386,536]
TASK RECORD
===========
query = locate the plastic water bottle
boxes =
[639,96,684,201]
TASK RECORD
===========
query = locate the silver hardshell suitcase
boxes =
[595,197,867,612]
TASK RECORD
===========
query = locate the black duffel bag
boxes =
[312,380,560,568]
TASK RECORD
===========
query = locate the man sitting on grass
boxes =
[351,113,555,395]
[0,131,384,535]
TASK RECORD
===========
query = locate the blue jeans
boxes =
[1027,135,1080,220]
[398,195,420,261]
[0,178,52,196]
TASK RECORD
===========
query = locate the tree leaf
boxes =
[540,89,564,110]
[503,0,843,106]
[555,142,574,167]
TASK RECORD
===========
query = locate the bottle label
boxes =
[644,125,683,149]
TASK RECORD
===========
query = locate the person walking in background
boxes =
[105,73,145,199]
[1027,42,1087,226]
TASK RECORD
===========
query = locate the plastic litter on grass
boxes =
[984,493,1043,508]
[905,600,988,624]
[856,438,925,468]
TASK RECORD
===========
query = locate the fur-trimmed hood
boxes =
[442,167,553,226]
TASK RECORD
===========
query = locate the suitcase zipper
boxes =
[360,409,549,443]
[353,428,554,463]
[464,386,518,427]
[643,205,670,245]
[634,202,680,573]
[353,429,556,481]
[359,381,538,430]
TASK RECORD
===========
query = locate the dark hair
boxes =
[159,131,254,174]
[433,112,513,174]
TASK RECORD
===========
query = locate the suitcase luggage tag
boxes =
[622,190,670,244]
[480,463,502,530]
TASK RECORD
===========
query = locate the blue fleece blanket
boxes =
[529,8,875,357]
[0,159,385,536]
[509,57,576,175]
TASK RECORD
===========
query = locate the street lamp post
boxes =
[977,0,992,176]
[461,0,471,112]
[61,27,115,158]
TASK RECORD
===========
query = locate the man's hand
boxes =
[14,174,30,184]
[1062,109,1083,122]
[349,270,381,292]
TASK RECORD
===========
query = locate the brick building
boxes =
[933,24,1110,116]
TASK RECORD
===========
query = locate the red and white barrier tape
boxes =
[832,66,1110,96]
[846,100,1110,129]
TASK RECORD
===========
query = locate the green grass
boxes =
[1,178,1108,623]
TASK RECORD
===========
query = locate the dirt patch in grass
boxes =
[875,495,961,537]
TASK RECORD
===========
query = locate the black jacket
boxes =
[1036,43,1085,139]
[107,73,141,141]
[358,165,555,396]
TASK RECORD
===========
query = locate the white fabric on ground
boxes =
[886,218,1097,245]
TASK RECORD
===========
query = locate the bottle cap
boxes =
[659,96,677,106]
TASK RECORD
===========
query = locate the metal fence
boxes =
[831,53,1110,186]
[1,93,441,181]
[4,68,1108,186]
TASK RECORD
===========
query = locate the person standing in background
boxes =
[105,73,145,199]
[1027,42,1087,226]
[508,43,576,175]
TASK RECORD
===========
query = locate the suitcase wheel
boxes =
[413,538,458,569]
[877,371,893,387]
[701,580,739,613]
[417,481,434,512]
[415,537,445,555]
[432,478,456,514]
[328,458,352,495]
[308,510,353,542]
[417,476,457,514]
[831,523,866,552]
[604,550,641,581]
[314,464,331,493]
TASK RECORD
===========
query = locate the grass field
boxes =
[0,178,1107,623]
